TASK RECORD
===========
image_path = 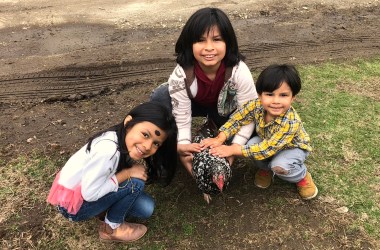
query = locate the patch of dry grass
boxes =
[337,77,380,101]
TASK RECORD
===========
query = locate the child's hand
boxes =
[116,164,147,183]
[209,145,233,158]
[177,143,201,156]
[130,164,148,181]
[128,164,148,181]
[177,143,201,176]
[200,138,223,149]
[209,144,242,158]
[201,132,227,149]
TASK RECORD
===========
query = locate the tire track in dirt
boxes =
[1,5,380,106]
[1,32,379,105]
[244,34,380,68]
[0,61,175,104]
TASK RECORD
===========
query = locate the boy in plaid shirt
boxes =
[202,64,318,200]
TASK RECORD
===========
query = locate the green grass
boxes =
[1,57,380,248]
[296,58,380,236]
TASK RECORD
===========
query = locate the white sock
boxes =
[104,216,121,230]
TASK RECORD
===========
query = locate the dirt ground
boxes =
[1,0,380,160]
[1,0,380,248]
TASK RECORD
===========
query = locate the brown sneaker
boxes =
[254,169,272,189]
[297,172,318,200]
[99,221,147,242]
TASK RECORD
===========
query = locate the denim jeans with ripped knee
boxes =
[247,136,308,183]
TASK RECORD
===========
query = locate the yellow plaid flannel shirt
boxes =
[220,99,312,160]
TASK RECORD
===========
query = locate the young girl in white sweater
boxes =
[151,7,258,175]
[47,102,177,242]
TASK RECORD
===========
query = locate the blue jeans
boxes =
[150,83,229,127]
[247,136,308,183]
[58,178,154,224]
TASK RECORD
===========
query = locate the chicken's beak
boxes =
[213,175,224,192]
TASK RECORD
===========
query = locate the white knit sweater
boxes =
[168,61,258,145]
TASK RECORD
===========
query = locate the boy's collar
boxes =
[261,107,291,126]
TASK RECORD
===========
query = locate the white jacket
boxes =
[168,61,258,145]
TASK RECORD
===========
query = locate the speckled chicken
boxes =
[192,119,232,203]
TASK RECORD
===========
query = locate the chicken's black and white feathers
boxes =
[192,119,232,195]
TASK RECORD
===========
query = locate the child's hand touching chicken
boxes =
[200,132,227,150]
[208,144,242,158]
[201,132,242,160]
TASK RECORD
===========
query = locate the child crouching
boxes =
[202,64,318,200]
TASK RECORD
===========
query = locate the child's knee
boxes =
[134,194,155,219]
[271,166,289,175]
[271,164,306,183]
[142,199,155,218]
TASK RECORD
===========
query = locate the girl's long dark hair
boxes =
[175,7,244,68]
[87,101,178,186]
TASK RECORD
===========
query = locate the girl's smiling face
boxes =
[192,25,226,73]
[259,81,295,122]
[125,121,167,160]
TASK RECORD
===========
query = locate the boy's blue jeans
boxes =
[58,178,154,224]
[150,83,229,127]
[247,136,308,183]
